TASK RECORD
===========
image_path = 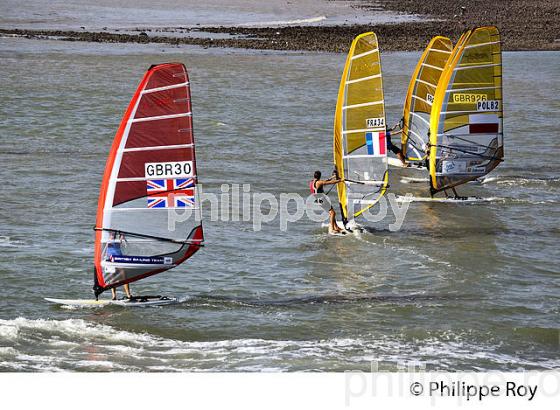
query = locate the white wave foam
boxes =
[480,176,498,184]
[74,360,117,369]
[60,304,102,310]
[0,235,27,248]
[400,177,428,184]
[235,16,327,27]
[1,318,559,371]
[396,195,504,204]
[0,347,18,357]
[0,317,154,346]
[483,176,560,186]
[0,321,20,340]
[510,198,558,205]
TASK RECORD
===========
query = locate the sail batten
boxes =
[351,49,379,59]
[445,86,500,92]
[121,143,194,153]
[93,63,203,297]
[463,41,501,49]
[141,81,189,94]
[454,63,501,70]
[416,78,438,87]
[130,112,192,123]
[421,63,444,71]
[343,100,385,110]
[346,74,382,84]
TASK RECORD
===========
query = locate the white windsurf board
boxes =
[386,157,426,170]
[395,195,500,204]
[44,296,178,307]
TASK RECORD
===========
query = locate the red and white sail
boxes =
[93,63,203,297]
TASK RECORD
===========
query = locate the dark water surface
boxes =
[0,38,559,371]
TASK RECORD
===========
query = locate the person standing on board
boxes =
[106,232,133,300]
[310,170,345,234]
[386,122,407,166]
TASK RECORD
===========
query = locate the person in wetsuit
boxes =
[310,170,345,234]
[386,123,407,166]
[106,232,132,300]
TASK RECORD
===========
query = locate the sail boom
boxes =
[347,180,385,185]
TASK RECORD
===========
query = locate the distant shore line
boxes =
[1,0,559,52]
[1,23,558,53]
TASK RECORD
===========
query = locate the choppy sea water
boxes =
[0,37,559,371]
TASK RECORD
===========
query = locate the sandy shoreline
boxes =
[1,0,559,52]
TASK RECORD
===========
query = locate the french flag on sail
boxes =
[365,131,386,156]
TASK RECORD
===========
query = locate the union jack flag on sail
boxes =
[146,178,195,208]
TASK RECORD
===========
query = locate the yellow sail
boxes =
[429,26,504,193]
[401,36,453,162]
[333,32,388,222]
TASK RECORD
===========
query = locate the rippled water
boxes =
[0,0,419,30]
[0,37,559,371]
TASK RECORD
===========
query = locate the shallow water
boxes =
[0,0,420,30]
[0,37,559,371]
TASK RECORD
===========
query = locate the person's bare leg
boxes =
[329,209,342,233]
[111,288,117,300]
[397,151,408,166]
[124,284,132,299]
